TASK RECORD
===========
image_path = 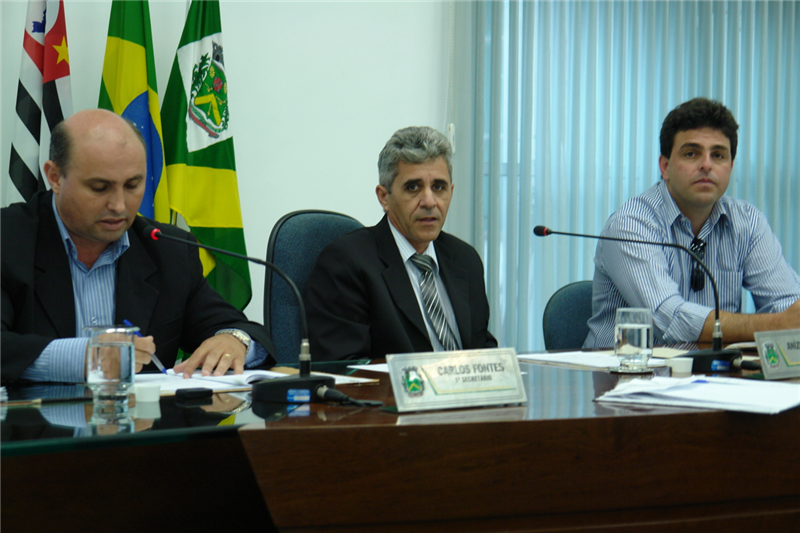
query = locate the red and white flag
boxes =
[8,0,73,202]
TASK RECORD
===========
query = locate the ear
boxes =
[658,155,670,181]
[44,160,62,193]
[375,185,389,212]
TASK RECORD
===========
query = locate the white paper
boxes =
[518,351,620,369]
[595,347,690,359]
[597,376,800,414]
[518,349,674,370]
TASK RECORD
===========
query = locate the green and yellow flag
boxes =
[99,0,168,222]
[161,0,251,310]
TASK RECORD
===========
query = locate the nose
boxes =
[698,153,713,172]
[419,186,436,208]
[107,188,125,213]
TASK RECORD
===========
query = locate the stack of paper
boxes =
[596,376,800,414]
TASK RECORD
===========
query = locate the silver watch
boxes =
[215,329,251,351]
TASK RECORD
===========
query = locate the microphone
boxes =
[534,225,741,372]
[143,225,335,402]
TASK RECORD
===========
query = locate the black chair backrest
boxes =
[542,281,593,350]
[264,210,363,364]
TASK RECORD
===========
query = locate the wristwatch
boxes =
[215,329,251,351]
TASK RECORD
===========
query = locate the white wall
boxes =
[1,0,455,324]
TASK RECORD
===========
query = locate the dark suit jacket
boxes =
[305,216,497,361]
[1,191,275,382]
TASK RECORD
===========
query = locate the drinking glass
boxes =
[614,308,653,373]
[85,325,138,419]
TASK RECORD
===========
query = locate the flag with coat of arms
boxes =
[160,0,252,310]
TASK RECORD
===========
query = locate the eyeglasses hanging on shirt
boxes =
[690,237,707,292]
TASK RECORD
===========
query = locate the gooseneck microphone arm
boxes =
[533,225,727,353]
[145,225,378,406]
[143,226,312,376]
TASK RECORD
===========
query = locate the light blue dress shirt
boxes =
[585,180,800,348]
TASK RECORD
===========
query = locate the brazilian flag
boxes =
[160,0,251,310]
[98,0,168,222]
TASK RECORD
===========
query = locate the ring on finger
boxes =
[221,353,233,359]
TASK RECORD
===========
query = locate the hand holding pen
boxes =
[122,320,164,374]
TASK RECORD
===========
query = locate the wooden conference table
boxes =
[3,355,800,532]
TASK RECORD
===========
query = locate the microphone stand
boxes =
[145,226,334,401]
[534,226,741,372]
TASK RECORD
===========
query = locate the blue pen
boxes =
[123,319,167,374]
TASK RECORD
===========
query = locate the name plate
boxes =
[386,348,527,413]
[755,329,800,380]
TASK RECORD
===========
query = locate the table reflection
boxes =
[2,359,709,449]
[1,361,364,446]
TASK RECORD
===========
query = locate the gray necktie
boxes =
[409,253,459,351]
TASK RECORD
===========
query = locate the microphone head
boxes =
[143,225,162,241]
[533,225,550,237]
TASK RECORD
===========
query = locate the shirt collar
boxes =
[51,194,130,265]
[388,219,439,271]
[657,179,728,236]
[657,180,683,226]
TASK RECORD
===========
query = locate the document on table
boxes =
[594,347,690,359]
[135,369,375,394]
[596,376,800,414]
[518,347,692,369]
[518,351,620,369]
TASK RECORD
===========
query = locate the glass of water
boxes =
[85,325,138,420]
[614,308,653,373]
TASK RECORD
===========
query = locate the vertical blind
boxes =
[454,0,799,352]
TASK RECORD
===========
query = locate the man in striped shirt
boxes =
[585,98,800,349]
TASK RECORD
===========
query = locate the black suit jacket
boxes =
[1,191,275,382]
[305,216,497,361]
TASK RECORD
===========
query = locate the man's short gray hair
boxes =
[378,126,452,190]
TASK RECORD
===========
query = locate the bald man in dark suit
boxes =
[2,109,274,382]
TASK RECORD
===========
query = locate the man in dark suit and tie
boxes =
[1,109,274,383]
[305,126,497,361]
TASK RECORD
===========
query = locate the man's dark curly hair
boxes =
[660,98,739,160]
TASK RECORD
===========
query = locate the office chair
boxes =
[542,281,593,350]
[264,210,363,364]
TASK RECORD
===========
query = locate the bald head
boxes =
[50,109,146,175]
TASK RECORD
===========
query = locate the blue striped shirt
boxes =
[584,180,800,348]
[388,222,462,351]
[21,197,127,382]
[21,197,266,382]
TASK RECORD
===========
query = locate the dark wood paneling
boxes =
[240,407,800,530]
